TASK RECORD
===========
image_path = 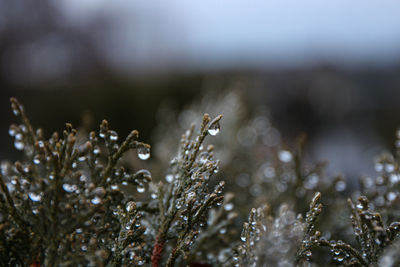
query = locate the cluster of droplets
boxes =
[233,206,267,267]
[9,124,30,151]
[360,152,400,212]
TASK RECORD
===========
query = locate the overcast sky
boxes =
[46,1,400,70]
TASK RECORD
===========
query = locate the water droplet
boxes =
[137,186,145,193]
[219,228,227,234]
[224,203,234,211]
[278,150,292,163]
[78,156,86,162]
[208,121,220,136]
[91,196,101,205]
[8,127,16,137]
[305,250,312,257]
[126,201,136,212]
[304,174,319,190]
[375,163,384,172]
[165,174,174,183]
[33,156,41,165]
[137,147,150,160]
[390,173,400,184]
[93,146,100,155]
[109,131,118,141]
[76,228,83,234]
[335,180,346,192]
[137,260,144,266]
[13,109,20,116]
[386,163,395,173]
[14,140,24,150]
[99,132,106,138]
[151,193,157,199]
[240,235,246,242]
[28,192,42,202]
[387,192,397,201]
[63,184,75,193]
[187,191,196,201]
[135,169,152,180]
[111,184,118,190]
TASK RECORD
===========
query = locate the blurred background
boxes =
[1,0,400,180]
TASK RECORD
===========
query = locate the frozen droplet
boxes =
[208,121,220,136]
[224,203,234,211]
[28,192,42,202]
[14,140,24,150]
[109,131,118,141]
[91,196,101,205]
[137,186,145,193]
[33,156,41,165]
[137,147,150,160]
[99,132,106,138]
[165,174,174,183]
[335,180,346,192]
[279,150,292,163]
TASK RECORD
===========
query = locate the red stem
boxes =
[151,235,165,267]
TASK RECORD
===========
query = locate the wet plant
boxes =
[1,94,400,266]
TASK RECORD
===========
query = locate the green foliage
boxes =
[1,94,400,266]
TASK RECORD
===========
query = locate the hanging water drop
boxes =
[137,146,150,160]
[137,186,145,193]
[208,121,220,136]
